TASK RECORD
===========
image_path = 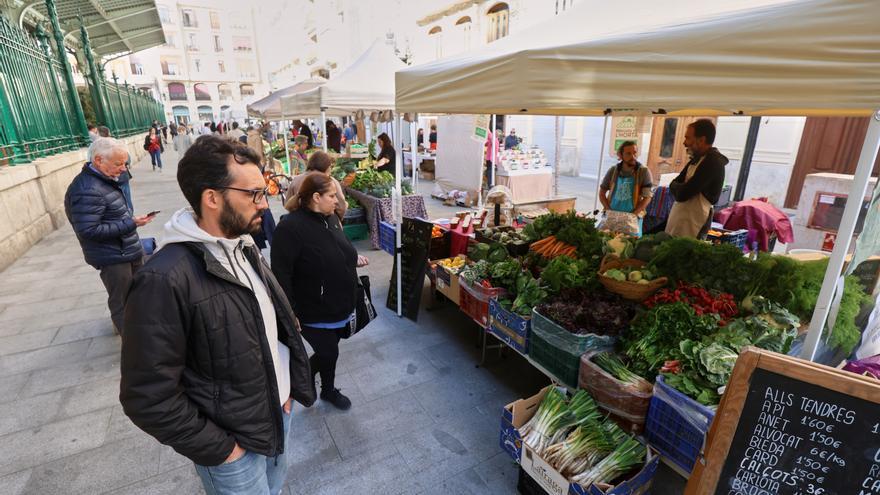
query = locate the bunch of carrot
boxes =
[530,235,578,259]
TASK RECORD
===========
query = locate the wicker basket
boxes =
[598,255,667,301]
[342,172,357,187]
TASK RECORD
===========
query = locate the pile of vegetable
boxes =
[486,259,548,317]
[530,235,578,259]
[331,158,359,182]
[520,388,647,489]
[602,266,658,285]
[478,227,530,247]
[605,235,635,259]
[436,255,465,274]
[349,169,414,197]
[540,256,597,294]
[537,289,636,337]
[643,282,738,322]
[468,242,509,263]
[523,211,605,260]
[591,352,648,390]
[344,195,361,210]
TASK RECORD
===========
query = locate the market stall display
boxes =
[495,147,553,203]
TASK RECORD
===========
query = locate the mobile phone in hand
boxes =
[146,210,161,217]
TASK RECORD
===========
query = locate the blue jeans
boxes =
[194,408,293,495]
[150,150,162,169]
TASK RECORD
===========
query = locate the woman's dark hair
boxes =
[293,172,334,210]
[177,135,261,217]
[377,133,393,151]
[306,151,332,172]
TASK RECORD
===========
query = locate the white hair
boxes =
[91,137,128,161]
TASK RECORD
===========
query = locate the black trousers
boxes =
[99,258,143,333]
[300,325,346,392]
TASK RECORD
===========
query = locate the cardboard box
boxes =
[501,386,659,495]
[433,261,461,306]
[489,298,531,354]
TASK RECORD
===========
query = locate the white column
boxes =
[410,115,420,191]
[321,110,327,152]
[393,112,404,316]
[801,109,880,361]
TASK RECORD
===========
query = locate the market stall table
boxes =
[495,168,553,203]
[345,188,428,249]
[403,149,436,177]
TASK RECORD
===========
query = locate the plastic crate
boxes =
[488,298,530,354]
[342,223,368,241]
[528,309,616,389]
[705,228,749,250]
[459,281,505,328]
[644,375,716,476]
[379,221,396,255]
[342,207,366,225]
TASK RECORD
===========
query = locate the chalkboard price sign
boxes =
[386,218,434,321]
[687,348,880,495]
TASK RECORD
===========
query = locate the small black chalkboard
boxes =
[386,218,434,321]
[687,348,880,495]
[714,368,880,494]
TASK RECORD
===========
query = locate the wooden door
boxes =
[646,116,715,180]
[785,117,880,208]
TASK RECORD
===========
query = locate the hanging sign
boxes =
[609,116,642,157]
[473,114,490,142]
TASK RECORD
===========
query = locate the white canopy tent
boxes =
[246,77,327,121]
[394,0,880,359]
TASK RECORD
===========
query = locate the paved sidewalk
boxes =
[0,146,681,494]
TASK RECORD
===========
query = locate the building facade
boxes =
[112,0,267,125]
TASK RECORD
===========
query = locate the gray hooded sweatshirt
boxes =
[161,208,290,406]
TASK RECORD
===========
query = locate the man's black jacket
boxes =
[669,147,729,205]
[119,241,315,466]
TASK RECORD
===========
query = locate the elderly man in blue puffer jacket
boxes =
[64,137,156,334]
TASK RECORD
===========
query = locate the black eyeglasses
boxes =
[218,186,269,204]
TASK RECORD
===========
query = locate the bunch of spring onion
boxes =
[593,352,644,386]
[571,435,646,488]
[543,420,629,477]
[520,389,600,456]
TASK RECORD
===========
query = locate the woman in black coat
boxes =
[271,173,369,410]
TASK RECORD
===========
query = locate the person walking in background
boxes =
[299,122,314,149]
[88,124,99,143]
[247,125,266,166]
[342,122,356,144]
[428,125,437,148]
[326,121,342,153]
[173,124,194,156]
[227,121,245,141]
[272,173,369,411]
[65,138,155,334]
[375,132,396,177]
[284,151,347,220]
[288,135,309,176]
[210,122,218,134]
[120,136,315,495]
[160,122,169,143]
[417,128,425,148]
[169,121,178,140]
[89,126,134,213]
[201,122,212,136]
[144,127,164,172]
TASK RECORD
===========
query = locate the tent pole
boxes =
[593,115,610,212]
[554,116,561,197]
[321,110,328,151]
[410,115,420,191]
[282,113,290,175]
[393,112,404,317]
[800,108,880,362]
[733,116,761,201]
[490,114,496,189]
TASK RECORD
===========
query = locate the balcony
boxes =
[169,93,188,101]
[195,94,211,101]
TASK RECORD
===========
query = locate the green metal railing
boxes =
[0,11,164,165]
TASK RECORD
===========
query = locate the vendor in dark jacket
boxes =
[375,132,396,176]
[666,119,728,238]
[271,173,370,411]
[119,136,315,495]
[64,137,155,334]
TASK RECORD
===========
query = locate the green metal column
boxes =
[124,81,136,133]
[45,0,88,144]
[34,23,73,148]
[111,72,127,133]
[97,64,115,132]
[79,21,107,126]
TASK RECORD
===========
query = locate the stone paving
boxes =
[0,147,682,494]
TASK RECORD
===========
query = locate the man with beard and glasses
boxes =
[666,119,728,239]
[119,135,315,495]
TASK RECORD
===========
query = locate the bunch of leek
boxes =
[571,435,646,488]
[544,420,625,477]
[593,353,643,386]
[519,388,570,455]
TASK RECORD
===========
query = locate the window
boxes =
[165,34,177,48]
[456,16,472,51]
[181,9,197,27]
[232,37,253,52]
[428,26,442,59]
[220,105,230,112]
[240,84,254,96]
[217,60,226,73]
[168,82,187,101]
[193,59,202,73]
[172,105,190,124]
[130,62,144,75]
[194,83,211,101]
[218,84,232,99]
[210,11,221,29]
[158,6,172,24]
[161,60,180,75]
[187,33,199,51]
[198,105,213,121]
[237,60,255,79]
[487,3,510,43]
[228,12,248,30]
[213,35,222,52]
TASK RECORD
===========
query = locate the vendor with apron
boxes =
[599,140,654,236]
[666,119,728,238]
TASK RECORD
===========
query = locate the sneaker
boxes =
[320,388,351,410]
